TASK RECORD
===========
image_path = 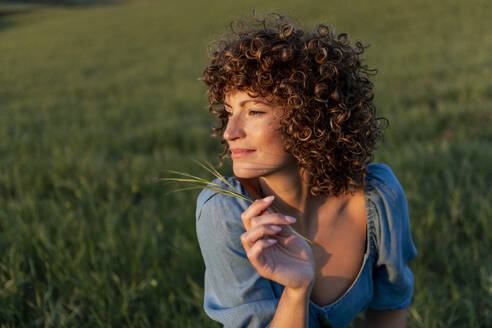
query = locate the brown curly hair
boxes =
[201,13,388,197]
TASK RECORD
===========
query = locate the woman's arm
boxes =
[269,285,312,328]
[364,308,407,328]
[240,196,315,328]
[196,186,314,327]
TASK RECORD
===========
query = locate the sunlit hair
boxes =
[201,13,388,197]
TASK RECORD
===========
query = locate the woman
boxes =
[196,14,417,328]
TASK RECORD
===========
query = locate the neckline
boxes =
[232,175,375,309]
[308,182,373,310]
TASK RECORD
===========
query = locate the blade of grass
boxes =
[163,169,219,185]
[161,177,223,188]
[287,227,313,245]
[202,187,252,202]
[164,160,313,244]
[164,186,208,196]
[193,159,240,194]
[197,191,220,221]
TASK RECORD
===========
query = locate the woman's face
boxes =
[223,89,297,179]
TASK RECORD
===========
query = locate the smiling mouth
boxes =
[230,149,256,159]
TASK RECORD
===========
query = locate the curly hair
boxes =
[201,13,388,197]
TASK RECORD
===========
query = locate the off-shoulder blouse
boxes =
[195,163,417,328]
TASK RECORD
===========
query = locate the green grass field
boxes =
[0,0,491,326]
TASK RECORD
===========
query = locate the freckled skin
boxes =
[223,90,297,179]
[224,90,408,328]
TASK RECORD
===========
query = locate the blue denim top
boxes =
[196,163,417,328]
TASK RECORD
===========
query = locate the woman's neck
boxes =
[257,167,327,225]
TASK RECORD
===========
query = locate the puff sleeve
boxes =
[366,164,418,310]
[195,180,279,327]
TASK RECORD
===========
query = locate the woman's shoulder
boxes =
[365,163,408,219]
[365,163,417,262]
[366,163,404,197]
[364,165,417,310]
[196,176,249,209]
[195,176,250,233]
[365,162,407,220]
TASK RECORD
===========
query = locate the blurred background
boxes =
[0,0,491,326]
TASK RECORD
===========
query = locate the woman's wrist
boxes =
[270,283,313,328]
[284,282,314,301]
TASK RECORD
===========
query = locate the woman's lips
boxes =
[230,149,256,159]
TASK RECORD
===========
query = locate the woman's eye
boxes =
[248,110,264,116]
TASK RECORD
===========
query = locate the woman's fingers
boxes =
[241,196,297,231]
[239,201,315,288]
[247,238,277,262]
[250,212,296,230]
[241,196,275,230]
[240,224,282,249]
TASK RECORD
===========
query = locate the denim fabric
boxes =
[195,163,417,328]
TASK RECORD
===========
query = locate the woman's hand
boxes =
[240,196,315,291]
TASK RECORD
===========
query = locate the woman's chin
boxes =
[232,164,268,179]
[233,169,260,180]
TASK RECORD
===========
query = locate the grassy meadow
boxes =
[0,0,491,326]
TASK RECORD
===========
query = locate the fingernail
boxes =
[267,239,277,244]
[264,195,274,202]
[286,216,296,223]
[270,225,281,231]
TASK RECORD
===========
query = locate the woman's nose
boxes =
[223,116,246,141]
